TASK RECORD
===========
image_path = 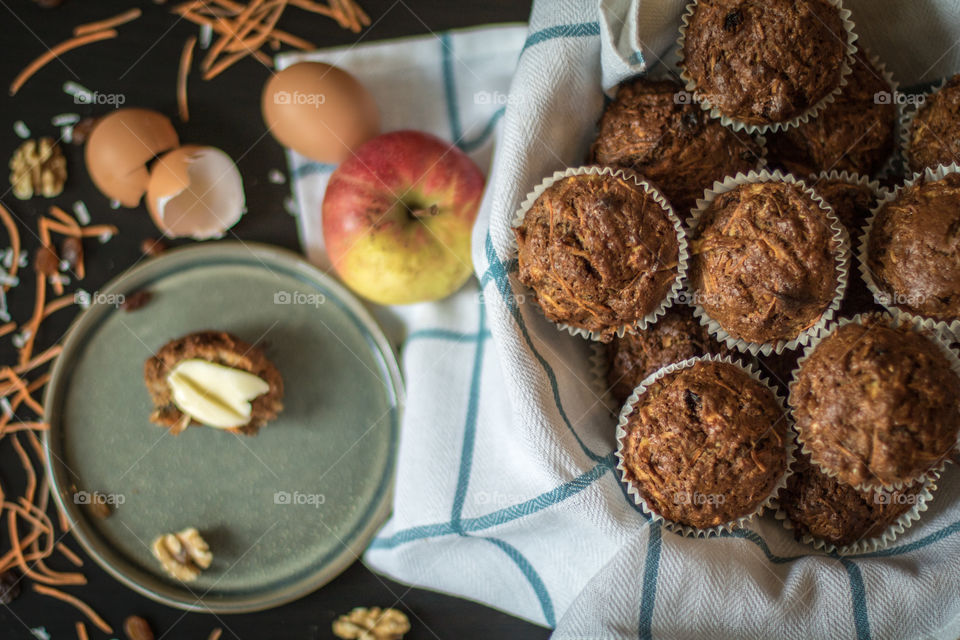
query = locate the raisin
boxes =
[124,615,155,640]
[724,9,744,32]
[0,570,20,604]
[121,290,153,312]
[140,238,168,257]
[684,389,702,413]
[61,236,83,271]
[70,117,98,145]
[34,244,59,276]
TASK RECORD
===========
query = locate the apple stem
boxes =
[409,204,440,218]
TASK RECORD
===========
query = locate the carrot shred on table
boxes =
[0,204,21,289]
[75,621,89,640]
[40,218,118,239]
[3,421,49,433]
[42,295,77,321]
[73,8,142,36]
[32,585,110,633]
[48,206,80,230]
[57,542,84,567]
[178,36,197,122]
[0,322,16,337]
[10,30,118,96]
[18,273,46,367]
[11,434,36,504]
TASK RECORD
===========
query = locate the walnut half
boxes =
[151,527,212,582]
[9,138,67,199]
[332,607,410,640]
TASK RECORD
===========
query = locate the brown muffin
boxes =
[815,177,876,235]
[791,317,960,488]
[689,181,841,345]
[619,359,788,530]
[680,0,849,126]
[589,77,762,215]
[514,172,681,341]
[145,331,284,436]
[906,74,960,172]
[766,52,896,176]
[780,452,926,548]
[866,172,960,323]
[606,305,730,405]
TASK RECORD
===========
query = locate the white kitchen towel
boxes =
[281,3,960,639]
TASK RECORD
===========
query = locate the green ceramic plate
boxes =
[43,242,403,613]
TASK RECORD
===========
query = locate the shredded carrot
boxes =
[0,322,16,337]
[58,542,84,567]
[75,621,89,640]
[42,295,77,321]
[178,36,197,122]
[10,30,118,96]
[18,273,46,367]
[73,8,142,36]
[40,218,118,239]
[32,585,111,633]
[0,204,20,289]
[11,434,36,504]
[202,0,265,70]
[3,421,49,433]
[48,206,80,230]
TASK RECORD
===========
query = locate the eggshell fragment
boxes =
[84,108,179,207]
[146,145,245,240]
[261,61,379,164]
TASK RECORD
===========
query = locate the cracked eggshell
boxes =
[84,108,179,207]
[261,61,380,164]
[146,145,245,240]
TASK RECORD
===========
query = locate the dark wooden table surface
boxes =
[0,1,548,638]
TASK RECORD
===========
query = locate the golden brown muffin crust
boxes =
[867,173,960,322]
[791,318,960,488]
[515,173,681,341]
[682,0,848,125]
[590,77,762,215]
[689,181,841,344]
[620,360,788,529]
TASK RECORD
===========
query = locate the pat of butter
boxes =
[167,359,270,429]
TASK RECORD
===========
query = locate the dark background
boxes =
[0,1,546,638]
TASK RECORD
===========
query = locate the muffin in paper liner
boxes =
[788,312,960,492]
[859,162,960,340]
[676,0,859,134]
[587,73,769,218]
[773,463,941,556]
[614,353,796,538]
[766,50,901,180]
[685,169,851,356]
[510,165,689,342]
[899,77,950,174]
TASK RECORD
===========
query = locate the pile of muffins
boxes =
[512,0,960,551]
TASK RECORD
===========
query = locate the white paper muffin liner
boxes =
[614,353,796,538]
[510,165,689,342]
[773,464,941,555]
[686,169,851,356]
[808,169,881,240]
[676,0,858,134]
[809,169,881,201]
[899,77,947,175]
[858,162,960,341]
[788,312,960,491]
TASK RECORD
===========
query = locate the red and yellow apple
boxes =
[322,130,485,305]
